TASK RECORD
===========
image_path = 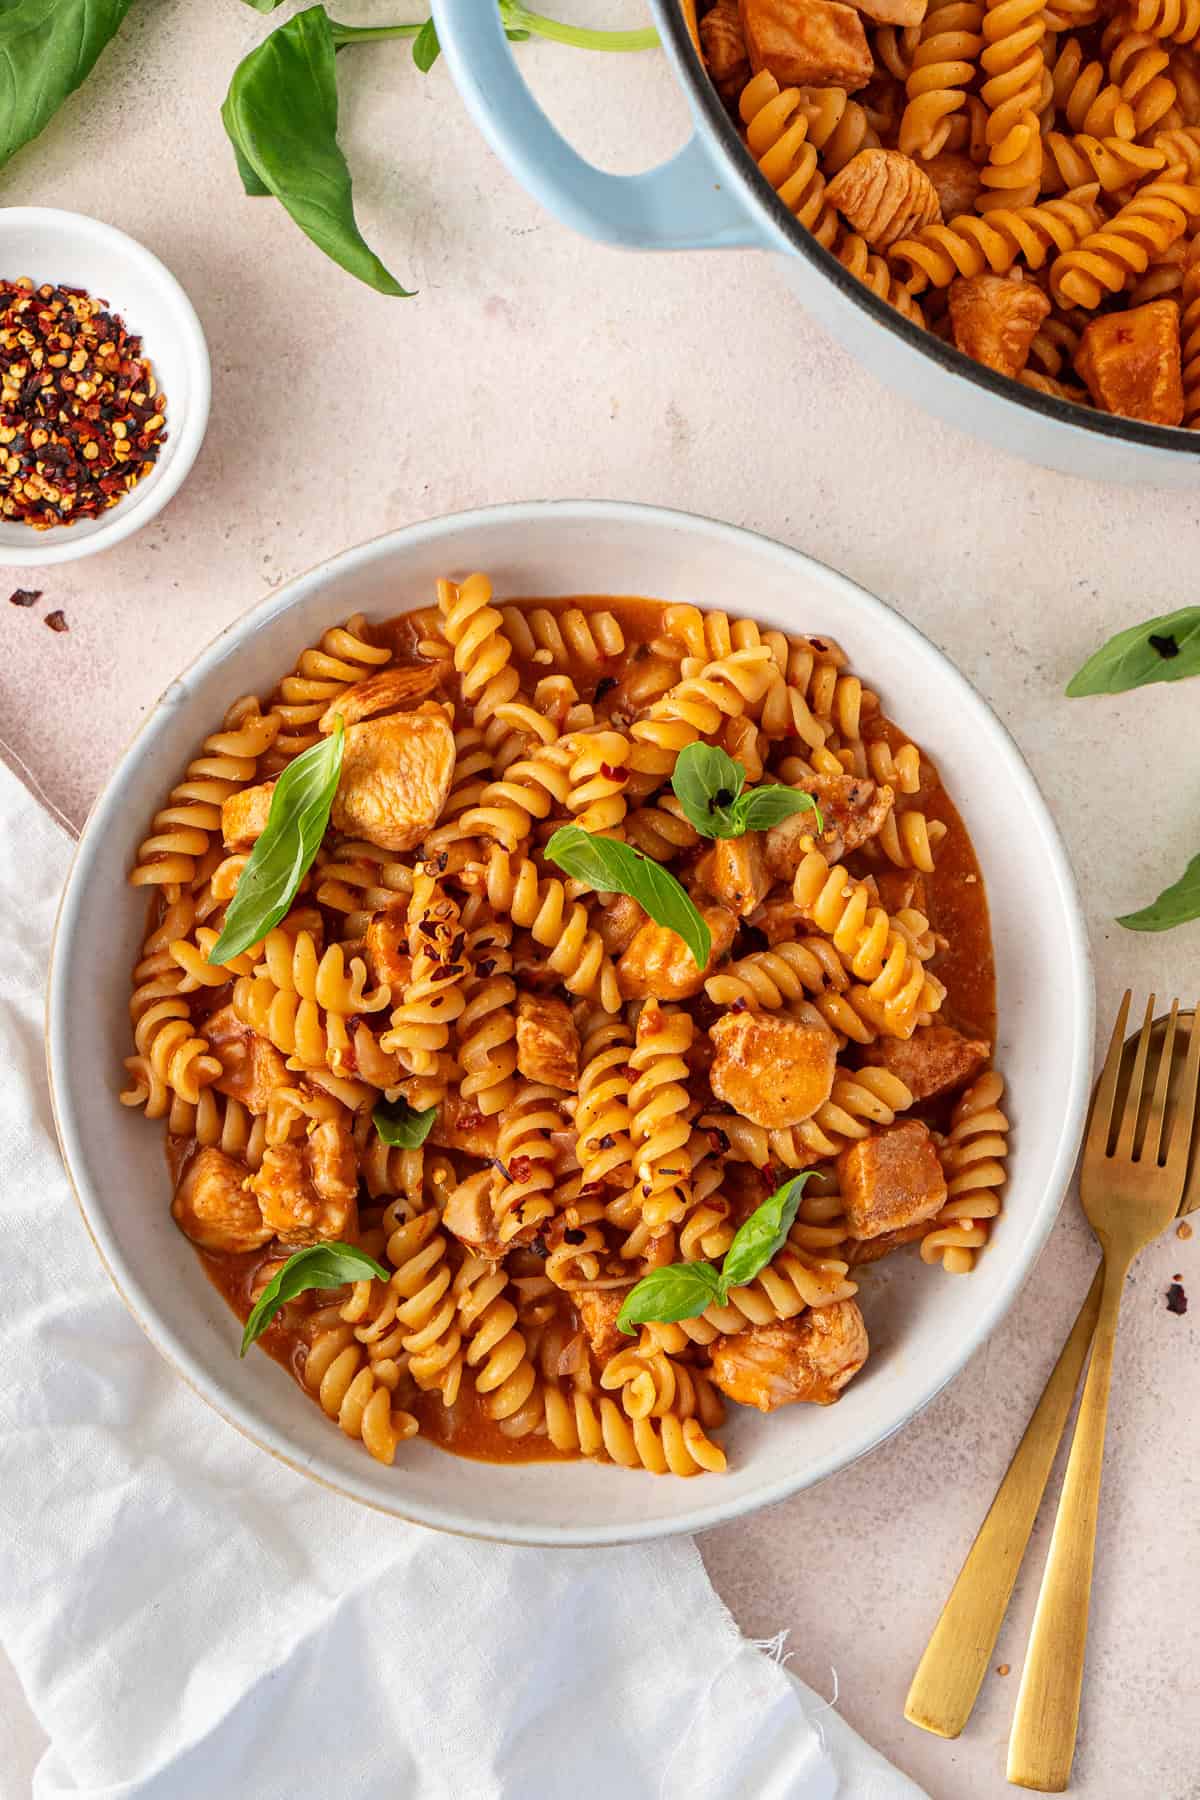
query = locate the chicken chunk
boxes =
[691,834,771,919]
[249,1114,359,1246]
[204,1004,290,1115]
[762,774,892,878]
[441,1169,503,1258]
[920,152,983,222]
[617,904,738,1001]
[516,993,580,1091]
[709,1009,838,1128]
[221,780,276,852]
[709,1303,869,1411]
[740,0,873,89]
[172,1147,274,1254]
[745,896,809,946]
[699,0,750,98]
[844,1219,930,1265]
[1075,300,1184,426]
[329,705,455,854]
[576,1289,628,1363]
[364,901,412,991]
[949,273,1051,380]
[861,1023,990,1103]
[838,1119,947,1240]
[429,1089,500,1160]
[318,662,447,732]
[596,893,647,957]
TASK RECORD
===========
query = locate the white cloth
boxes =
[0,759,925,1800]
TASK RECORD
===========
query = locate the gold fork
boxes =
[904,1000,1200,1754]
[1006,995,1200,1791]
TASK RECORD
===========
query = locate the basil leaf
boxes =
[720,1173,812,1291]
[239,0,288,10]
[1066,607,1200,697]
[545,824,711,970]
[412,17,440,70]
[240,1242,389,1355]
[231,139,271,197]
[208,716,344,963]
[0,0,135,171]
[734,786,823,835]
[671,742,745,838]
[373,1096,438,1148]
[617,1260,725,1335]
[221,5,413,298]
[1117,852,1200,932]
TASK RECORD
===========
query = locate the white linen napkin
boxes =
[0,757,926,1800]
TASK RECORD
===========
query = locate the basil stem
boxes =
[498,2,658,51]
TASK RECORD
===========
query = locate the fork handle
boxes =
[1007,1256,1129,1792]
[904,1266,1103,1739]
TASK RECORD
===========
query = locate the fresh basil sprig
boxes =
[1066,606,1200,697]
[545,824,711,970]
[617,1174,811,1334]
[1117,853,1200,932]
[373,1095,438,1148]
[208,715,344,964]
[670,742,823,841]
[240,1241,389,1355]
[0,0,135,172]
[222,6,413,297]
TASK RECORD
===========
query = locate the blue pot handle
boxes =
[430,0,770,250]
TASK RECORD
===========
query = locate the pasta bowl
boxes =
[47,500,1093,1545]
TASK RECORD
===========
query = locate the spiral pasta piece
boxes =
[599,1329,726,1424]
[263,618,391,773]
[900,0,986,158]
[979,0,1048,207]
[1132,0,1200,39]
[542,1385,727,1475]
[706,938,881,1044]
[1107,26,1179,132]
[457,1257,538,1421]
[436,572,521,731]
[791,848,941,1033]
[1047,37,1135,139]
[836,231,928,324]
[562,727,631,837]
[628,1001,695,1231]
[799,85,881,173]
[120,995,222,1117]
[475,845,620,1011]
[923,1071,1010,1271]
[628,645,780,791]
[128,699,279,890]
[457,738,573,852]
[456,915,518,1118]
[492,1083,563,1247]
[624,794,702,862]
[499,602,624,670]
[303,1317,418,1464]
[1049,170,1200,305]
[234,926,393,1082]
[380,872,469,1107]
[739,70,840,247]
[575,1018,636,1190]
[891,186,1100,288]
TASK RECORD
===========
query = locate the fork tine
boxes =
[1144,1001,1179,1166]
[1165,1006,1200,1183]
[1093,988,1132,1150]
[1114,995,1156,1161]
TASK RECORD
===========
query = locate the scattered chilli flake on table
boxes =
[7,587,40,606]
[0,279,167,531]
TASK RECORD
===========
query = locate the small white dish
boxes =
[0,208,210,568]
[47,501,1094,1545]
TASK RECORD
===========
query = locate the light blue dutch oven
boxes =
[431,0,1199,487]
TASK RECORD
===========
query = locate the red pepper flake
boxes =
[0,278,167,532]
[44,609,68,633]
[563,1227,586,1246]
[599,762,629,783]
[1167,1282,1188,1315]
[456,1109,484,1132]
[508,1155,533,1182]
[8,586,40,606]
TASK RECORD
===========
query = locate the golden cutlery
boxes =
[905,1005,1200,1746]
[1007,994,1200,1792]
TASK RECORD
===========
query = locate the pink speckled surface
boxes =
[3,5,1200,1797]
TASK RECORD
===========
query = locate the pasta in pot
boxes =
[122,578,1008,1476]
[694,0,1200,426]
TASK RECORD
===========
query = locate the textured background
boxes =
[3,4,1200,1796]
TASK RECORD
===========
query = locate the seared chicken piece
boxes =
[429,1089,500,1160]
[318,662,447,731]
[709,1303,868,1410]
[709,1009,837,1128]
[173,1147,274,1254]
[576,1289,629,1363]
[740,0,874,90]
[861,1023,990,1104]
[690,834,771,919]
[205,1004,290,1115]
[617,904,737,1001]
[442,1169,503,1258]
[516,993,581,1091]
[330,704,455,854]
[948,273,1051,380]
[838,1119,947,1240]
[763,773,891,878]
[596,893,648,957]
[250,1113,359,1245]
[1075,299,1185,427]
[364,901,412,991]
[221,780,276,852]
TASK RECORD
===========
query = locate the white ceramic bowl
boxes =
[0,209,210,567]
[48,501,1094,1545]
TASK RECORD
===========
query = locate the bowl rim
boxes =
[0,206,211,568]
[650,2,1200,461]
[46,499,1095,1544]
